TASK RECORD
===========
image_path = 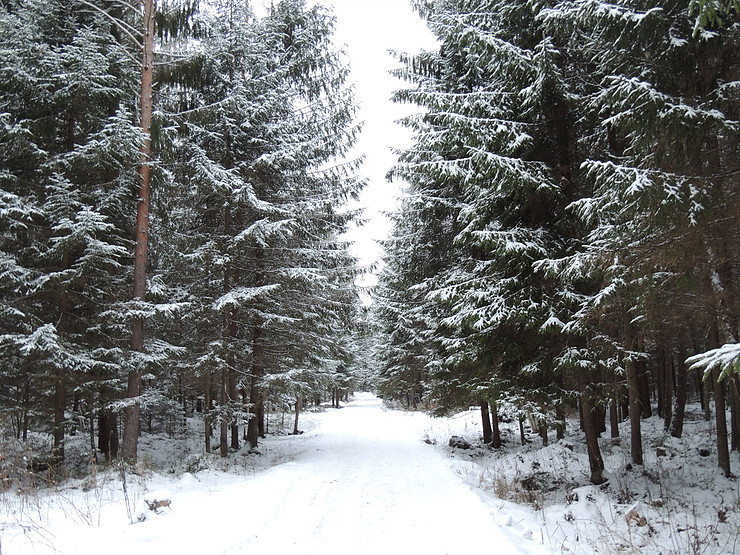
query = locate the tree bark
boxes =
[731,386,740,451]
[609,368,620,438]
[293,395,302,435]
[518,415,528,444]
[609,399,619,439]
[539,418,548,446]
[637,353,652,419]
[491,402,502,448]
[123,0,155,463]
[479,400,492,444]
[709,319,731,476]
[53,366,65,461]
[219,365,228,457]
[624,314,643,465]
[661,344,674,431]
[257,392,265,438]
[204,371,213,453]
[246,334,263,448]
[229,360,239,449]
[670,329,689,438]
[246,245,265,448]
[98,411,119,461]
[581,391,606,485]
[556,405,566,440]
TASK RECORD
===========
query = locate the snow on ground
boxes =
[1,393,550,555]
[423,403,740,554]
[4,394,740,554]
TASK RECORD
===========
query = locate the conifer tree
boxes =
[0,0,140,460]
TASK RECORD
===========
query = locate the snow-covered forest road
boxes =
[4,393,551,555]
[234,393,548,555]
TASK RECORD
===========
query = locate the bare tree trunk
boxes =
[518,415,528,444]
[637,353,652,419]
[703,370,713,421]
[219,365,228,457]
[731,386,740,451]
[479,401,492,444]
[246,356,262,448]
[709,319,731,476]
[539,418,548,446]
[123,0,155,463]
[257,392,265,438]
[580,388,606,485]
[556,405,566,440]
[293,395,302,435]
[229,361,239,449]
[204,371,212,453]
[53,366,65,461]
[247,248,265,448]
[713,366,731,476]
[98,411,119,461]
[491,402,502,448]
[670,329,689,438]
[219,204,232,458]
[609,399,619,438]
[662,345,674,431]
[624,314,643,465]
[609,369,620,438]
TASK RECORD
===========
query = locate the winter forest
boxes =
[1,0,740,553]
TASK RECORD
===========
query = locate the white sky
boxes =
[320,0,437,284]
[254,0,438,291]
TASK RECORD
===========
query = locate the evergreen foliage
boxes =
[0,0,364,463]
[378,0,739,481]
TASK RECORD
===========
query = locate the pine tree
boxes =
[0,0,140,460]
[542,0,739,473]
[156,0,363,453]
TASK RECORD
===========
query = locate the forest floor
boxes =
[1,393,740,554]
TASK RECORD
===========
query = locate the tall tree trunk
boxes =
[257,392,265,438]
[53,366,65,461]
[98,411,119,461]
[703,370,713,421]
[662,344,674,431]
[89,407,97,464]
[219,365,228,457]
[655,340,665,419]
[246,327,264,448]
[229,358,239,449]
[670,329,689,438]
[637,350,652,419]
[247,247,265,448]
[293,395,302,435]
[580,382,606,484]
[710,318,731,476]
[539,418,548,446]
[713,366,731,476]
[123,0,155,463]
[204,371,212,453]
[609,369,620,438]
[479,400,492,444]
[556,405,566,440]
[609,399,619,439]
[53,249,72,461]
[624,314,643,465]
[491,402,502,448]
[731,386,740,451]
[594,403,606,436]
[518,415,528,444]
[730,375,740,451]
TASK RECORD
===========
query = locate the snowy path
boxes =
[6,394,550,555]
